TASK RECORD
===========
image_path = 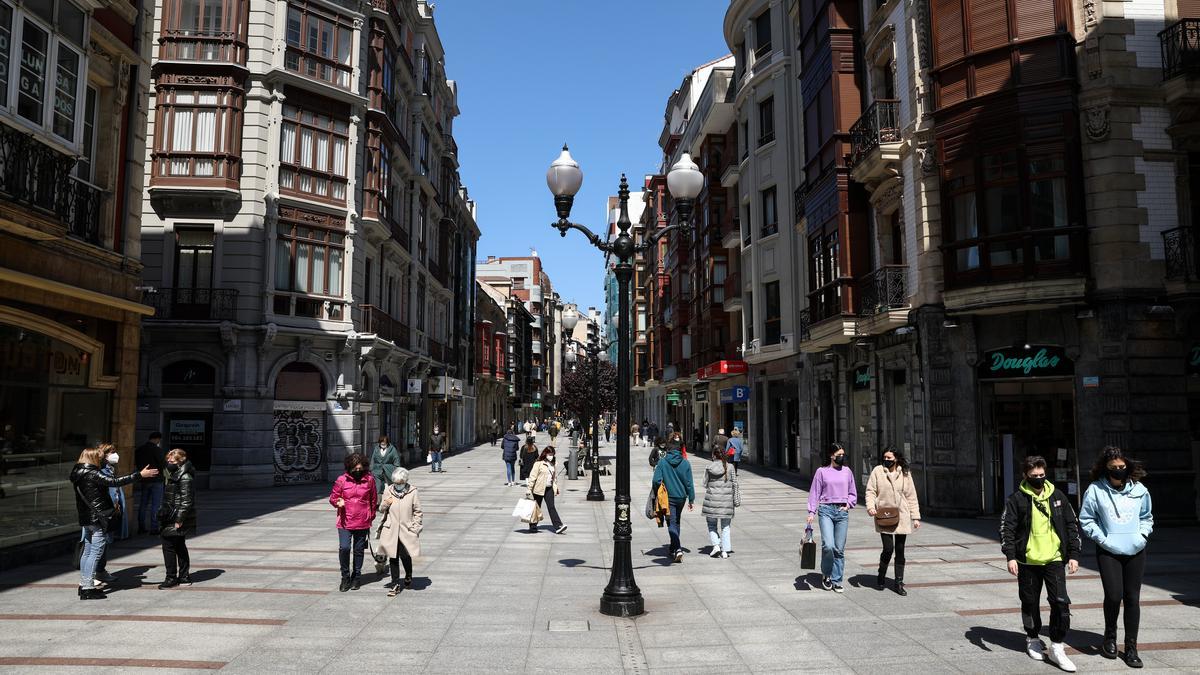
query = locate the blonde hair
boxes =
[166,448,188,463]
[77,444,109,466]
[731,428,742,437]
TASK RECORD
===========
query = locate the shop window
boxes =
[0,0,87,146]
[161,359,216,397]
[279,103,349,204]
[275,361,324,400]
[285,1,353,89]
[758,96,774,147]
[154,87,241,182]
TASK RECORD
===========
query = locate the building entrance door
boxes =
[982,379,1079,513]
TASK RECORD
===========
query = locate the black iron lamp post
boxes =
[562,324,613,502]
[546,145,703,618]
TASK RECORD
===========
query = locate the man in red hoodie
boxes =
[329,453,378,591]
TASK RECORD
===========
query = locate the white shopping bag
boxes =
[512,498,536,522]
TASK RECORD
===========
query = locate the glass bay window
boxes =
[0,0,88,150]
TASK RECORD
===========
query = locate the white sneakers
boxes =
[1027,639,1046,661]
[1046,642,1076,672]
[709,547,721,558]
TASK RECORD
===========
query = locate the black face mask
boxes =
[833,455,845,466]
[350,469,365,479]
[1027,476,1046,490]
[883,459,896,468]
[1107,467,1129,482]
[166,462,179,472]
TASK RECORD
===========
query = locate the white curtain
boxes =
[296,244,310,292]
[332,136,346,176]
[329,249,342,296]
[280,122,296,164]
[300,128,314,168]
[315,132,329,171]
[312,245,326,295]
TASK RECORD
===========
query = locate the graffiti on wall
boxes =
[273,410,325,485]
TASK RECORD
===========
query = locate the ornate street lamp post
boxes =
[546,145,703,618]
[563,328,613,501]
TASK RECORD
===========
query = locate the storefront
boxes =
[272,362,328,486]
[718,385,750,441]
[978,345,1080,512]
[848,364,875,485]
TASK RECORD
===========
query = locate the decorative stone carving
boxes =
[916,142,937,176]
[913,0,932,70]
[1084,0,1099,27]
[1084,106,1110,141]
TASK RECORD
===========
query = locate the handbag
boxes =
[874,506,901,529]
[644,487,656,520]
[426,452,433,464]
[732,474,742,508]
[800,526,817,569]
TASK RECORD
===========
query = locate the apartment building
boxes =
[0,0,152,556]
[474,282,507,440]
[477,277,534,425]
[476,256,555,417]
[136,0,478,487]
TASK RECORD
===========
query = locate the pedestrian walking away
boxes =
[1078,446,1153,668]
[70,444,158,600]
[490,419,500,446]
[548,420,560,446]
[377,468,422,597]
[519,434,539,484]
[158,449,197,589]
[428,426,448,472]
[630,422,640,450]
[651,441,694,563]
[727,428,744,473]
[702,448,738,558]
[370,435,401,496]
[1000,455,1082,672]
[82,448,128,588]
[639,419,648,447]
[865,447,921,595]
[330,453,378,592]
[501,427,521,486]
[807,443,856,593]
[526,447,566,534]
[134,431,165,535]
[710,428,729,461]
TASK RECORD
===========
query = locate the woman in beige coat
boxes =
[865,447,921,596]
[377,468,422,597]
[525,447,566,534]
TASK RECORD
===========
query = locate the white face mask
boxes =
[547,455,555,462]
[106,453,119,465]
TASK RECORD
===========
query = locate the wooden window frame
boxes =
[279,102,350,205]
[158,0,248,64]
[153,86,242,185]
[284,0,354,90]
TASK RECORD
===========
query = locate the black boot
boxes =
[79,587,107,600]
[338,576,351,592]
[1101,632,1118,659]
[1122,643,1143,668]
[876,570,886,590]
[895,564,906,595]
[158,577,180,589]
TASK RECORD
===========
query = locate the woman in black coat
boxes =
[519,435,540,484]
[158,448,197,588]
[71,444,158,600]
[501,427,521,486]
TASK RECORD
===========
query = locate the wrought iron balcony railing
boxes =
[359,304,410,349]
[158,29,248,64]
[145,288,238,321]
[797,308,811,342]
[857,265,909,315]
[1163,226,1197,281]
[849,99,900,168]
[0,124,106,244]
[1160,19,1200,81]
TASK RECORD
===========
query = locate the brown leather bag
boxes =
[874,507,900,528]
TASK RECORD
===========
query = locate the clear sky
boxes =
[436,1,731,313]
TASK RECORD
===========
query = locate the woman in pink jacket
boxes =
[329,453,377,592]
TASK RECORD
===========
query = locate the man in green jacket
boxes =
[652,446,694,564]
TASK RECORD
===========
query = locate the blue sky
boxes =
[436,1,731,313]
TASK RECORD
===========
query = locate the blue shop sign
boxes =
[719,386,750,403]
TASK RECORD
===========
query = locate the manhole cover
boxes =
[548,620,590,632]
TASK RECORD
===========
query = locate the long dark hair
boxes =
[538,446,556,462]
[711,448,728,479]
[823,443,845,467]
[1089,445,1146,482]
[343,452,367,473]
[882,446,910,475]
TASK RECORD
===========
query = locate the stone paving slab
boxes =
[1,434,1198,673]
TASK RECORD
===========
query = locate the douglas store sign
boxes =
[978,346,1075,380]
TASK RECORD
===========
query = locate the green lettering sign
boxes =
[978,346,1074,379]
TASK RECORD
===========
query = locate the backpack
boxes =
[648,447,663,468]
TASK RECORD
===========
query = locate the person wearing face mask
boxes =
[865,447,921,595]
[806,443,857,593]
[519,432,539,485]
[525,447,566,534]
[1000,455,1082,672]
[157,449,197,589]
[329,453,378,591]
[82,448,128,589]
[428,425,447,473]
[377,468,422,597]
[651,438,694,563]
[1079,446,1153,668]
[370,435,400,495]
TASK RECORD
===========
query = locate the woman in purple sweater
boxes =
[806,443,857,592]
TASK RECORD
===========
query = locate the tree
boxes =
[559,359,617,424]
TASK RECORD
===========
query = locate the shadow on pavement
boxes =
[965,625,1106,656]
[845,573,883,589]
[793,572,820,590]
[187,568,225,584]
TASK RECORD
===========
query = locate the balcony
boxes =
[428,338,445,363]
[722,272,742,312]
[284,46,353,90]
[856,265,911,336]
[145,288,238,321]
[1164,226,1197,282]
[158,29,248,65]
[848,100,903,185]
[1161,19,1200,81]
[360,305,409,349]
[801,282,857,351]
[0,124,107,245]
[442,133,457,160]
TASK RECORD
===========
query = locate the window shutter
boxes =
[1181,0,1200,17]
[969,0,1009,52]
[1013,0,1057,40]
[933,0,965,65]
[974,52,1012,96]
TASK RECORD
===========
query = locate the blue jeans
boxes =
[430,451,443,471]
[706,517,732,553]
[138,481,163,532]
[79,525,106,586]
[337,528,369,578]
[818,504,850,584]
[667,500,685,555]
[504,461,515,483]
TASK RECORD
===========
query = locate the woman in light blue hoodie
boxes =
[1078,446,1153,669]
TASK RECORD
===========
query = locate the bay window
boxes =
[279,103,349,203]
[159,0,247,63]
[274,210,345,320]
[0,0,87,148]
[155,88,240,181]
[808,230,842,322]
[285,1,354,89]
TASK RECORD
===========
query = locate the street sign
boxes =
[719,386,750,403]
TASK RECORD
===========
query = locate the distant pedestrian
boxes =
[526,447,566,534]
[807,443,856,593]
[330,453,378,592]
[647,421,659,447]
[370,435,400,495]
[158,449,197,589]
[711,428,729,459]
[548,420,560,446]
[1079,446,1153,668]
[523,420,534,435]
[83,448,127,588]
[865,447,921,595]
[630,423,640,449]
[377,468,422,597]
[1000,455,1082,672]
[727,429,744,473]
[134,432,164,535]
[668,430,688,459]
[519,434,539,484]
[639,419,648,447]
[428,425,447,473]
[490,419,500,446]
[604,421,612,443]
[702,448,738,559]
[501,426,521,486]
[71,444,157,600]
[651,441,694,563]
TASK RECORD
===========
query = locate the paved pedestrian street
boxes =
[1,436,1198,674]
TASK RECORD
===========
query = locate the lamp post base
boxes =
[586,479,605,501]
[599,592,644,618]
